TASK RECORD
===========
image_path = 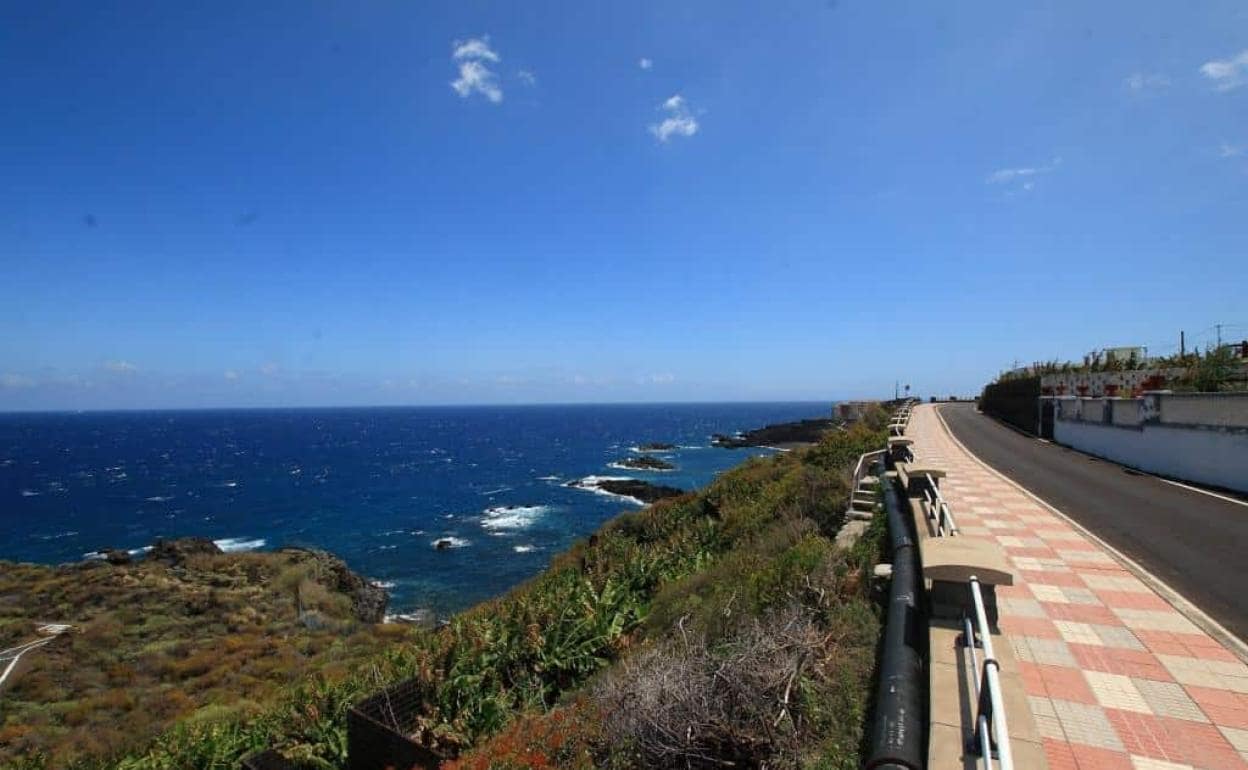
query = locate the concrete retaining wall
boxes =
[1050,393,1248,493]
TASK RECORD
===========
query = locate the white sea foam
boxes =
[537,475,561,482]
[513,545,538,553]
[20,490,39,497]
[566,476,645,506]
[607,461,674,473]
[370,580,397,589]
[128,545,155,556]
[145,495,174,502]
[481,505,550,531]
[431,536,469,549]
[214,537,266,553]
[480,486,512,496]
[385,609,433,625]
[628,445,677,454]
[38,530,78,541]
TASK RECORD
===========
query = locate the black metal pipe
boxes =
[865,461,924,770]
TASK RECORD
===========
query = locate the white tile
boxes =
[1085,671,1152,714]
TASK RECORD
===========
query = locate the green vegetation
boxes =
[7,406,891,770]
[995,345,1247,392]
[0,549,411,768]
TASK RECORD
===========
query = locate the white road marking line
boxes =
[1156,477,1248,508]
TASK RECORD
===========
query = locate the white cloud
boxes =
[223,369,240,381]
[517,69,536,86]
[1200,49,1248,92]
[452,37,500,63]
[1220,142,1245,158]
[451,37,503,103]
[649,94,699,142]
[0,373,34,389]
[1124,72,1170,93]
[259,362,280,376]
[639,57,653,70]
[985,158,1060,190]
[102,360,137,373]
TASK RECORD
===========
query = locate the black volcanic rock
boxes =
[636,442,676,452]
[712,418,839,448]
[571,477,685,503]
[148,537,223,565]
[616,455,676,471]
[103,549,132,566]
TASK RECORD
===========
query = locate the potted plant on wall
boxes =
[1105,383,1120,397]
[1076,384,1089,396]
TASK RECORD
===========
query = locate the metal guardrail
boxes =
[918,466,1010,769]
[851,448,887,489]
[922,473,960,536]
[964,576,1014,770]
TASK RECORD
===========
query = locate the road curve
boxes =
[938,402,1248,642]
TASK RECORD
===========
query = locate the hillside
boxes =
[7,405,891,769]
[0,544,413,766]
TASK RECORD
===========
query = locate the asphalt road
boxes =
[938,403,1248,643]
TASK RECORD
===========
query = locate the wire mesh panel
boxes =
[347,677,445,770]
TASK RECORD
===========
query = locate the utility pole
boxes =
[1180,330,1185,358]
[1216,324,1223,348]
[894,380,899,400]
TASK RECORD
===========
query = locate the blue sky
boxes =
[2,1,1246,410]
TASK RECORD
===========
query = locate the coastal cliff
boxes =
[0,541,404,766]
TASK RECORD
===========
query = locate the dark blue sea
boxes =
[0,403,826,616]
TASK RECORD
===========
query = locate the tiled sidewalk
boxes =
[909,404,1248,770]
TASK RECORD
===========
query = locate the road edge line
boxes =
[932,404,1248,665]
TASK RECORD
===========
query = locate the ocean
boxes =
[0,402,827,616]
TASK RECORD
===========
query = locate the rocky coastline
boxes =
[612,455,676,471]
[568,476,686,504]
[712,417,841,449]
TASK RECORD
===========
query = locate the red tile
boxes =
[1071,745,1134,770]
[1164,715,1248,769]
[1037,664,1098,703]
[997,582,1033,599]
[1105,709,1185,763]
[1021,569,1087,587]
[1187,685,1248,730]
[1045,603,1120,624]
[1019,661,1047,696]
[1069,644,1174,682]
[1002,616,1061,638]
[1045,739,1079,770]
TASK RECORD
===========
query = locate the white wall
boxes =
[1052,401,1248,493]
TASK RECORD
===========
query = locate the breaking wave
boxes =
[481,505,550,531]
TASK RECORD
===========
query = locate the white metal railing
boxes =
[922,473,960,536]
[850,449,887,491]
[965,576,1014,770]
